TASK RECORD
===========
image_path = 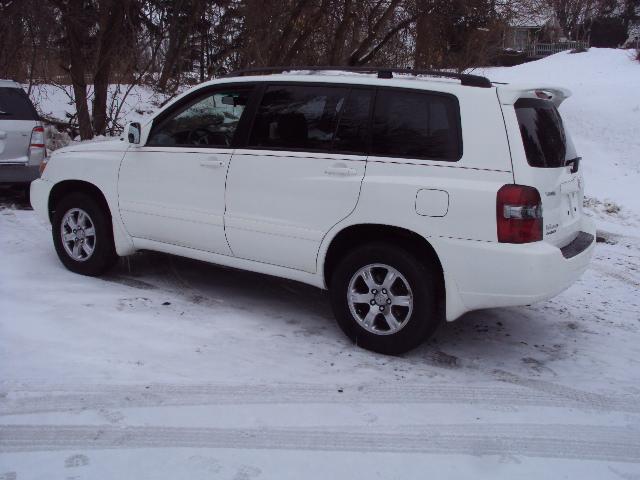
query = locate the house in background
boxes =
[504,11,589,59]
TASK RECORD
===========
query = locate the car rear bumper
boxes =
[30,178,52,223]
[435,216,596,320]
[0,164,39,184]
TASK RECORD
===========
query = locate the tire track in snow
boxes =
[1,382,639,416]
[489,370,640,412]
[590,263,640,288]
[2,423,640,462]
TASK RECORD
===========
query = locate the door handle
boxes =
[0,131,6,139]
[200,159,227,169]
[324,166,357,176]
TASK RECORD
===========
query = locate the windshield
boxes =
[515,97,569,168]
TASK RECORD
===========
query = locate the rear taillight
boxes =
[497,184,543,243]
[30,126,47,175]
[30,126,45,149]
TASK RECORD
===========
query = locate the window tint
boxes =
[249,85,348,151]
[147,89,251,147]
[333,88,372,153]
[0,87,38,121]
[515,98,567,168]
[371,90,461,161]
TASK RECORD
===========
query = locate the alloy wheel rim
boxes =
[347,263,413,335]
[60,208,96,262]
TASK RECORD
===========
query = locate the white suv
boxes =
[0,79,45,184]
[30,67,595,354]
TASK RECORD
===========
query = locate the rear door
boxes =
[506,96,584,247]
[0,87,38,163]
[225,83,373,272]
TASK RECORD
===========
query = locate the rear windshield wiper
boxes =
[565,156,581,174]
[0,110,9,115]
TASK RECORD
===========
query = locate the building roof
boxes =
[508,7,554,29]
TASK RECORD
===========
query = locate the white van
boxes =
[30,67,595,354]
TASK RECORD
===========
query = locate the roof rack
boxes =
[224,66,492,88]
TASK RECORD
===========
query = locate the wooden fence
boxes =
[526,41,589,58]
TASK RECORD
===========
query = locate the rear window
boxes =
[515,98,566,168]
[0,87,38,121]
[371,90,461,161]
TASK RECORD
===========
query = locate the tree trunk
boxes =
[347,0,402,66]
[58,1,93,140]
[414,13,430,69]
[158,0,205,91]
[71,81,93,140]
[92,0,127,136]
[328,0,352,64]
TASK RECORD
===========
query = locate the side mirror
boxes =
[127,122,141,144]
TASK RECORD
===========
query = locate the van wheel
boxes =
[52,192,117,276]
[329,243,441,355]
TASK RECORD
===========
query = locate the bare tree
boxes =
[92,0,136,135]
[5,0,592,143]
[52,0,94,139]
[157,0,207,91]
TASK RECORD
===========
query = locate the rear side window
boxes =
[515,98,567,168]
[0,87,38,121]
[371,90,461,161]
[248,85,373,154]
[249,85,348,151]
[333,88,372,153]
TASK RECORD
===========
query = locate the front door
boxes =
[118,86,253,255]
[225,84,373,272]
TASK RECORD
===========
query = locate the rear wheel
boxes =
[52,192,117,276]
[329,243,441,355]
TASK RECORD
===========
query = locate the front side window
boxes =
[147,88,251,147]
[371,90,461,161]
[249,85,349,151]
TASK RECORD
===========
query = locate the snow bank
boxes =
[28,84,160,126]
[479,48,640,216]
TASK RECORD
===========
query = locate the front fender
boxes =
[42,146,135,256]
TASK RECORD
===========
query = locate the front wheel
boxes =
[329,243,441,355]
[52,193,117,276]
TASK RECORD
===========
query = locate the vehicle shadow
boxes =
[108,248,572,377]
[108,249,336,327]
[0,184,31,209]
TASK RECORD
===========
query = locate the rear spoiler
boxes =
[496,84,572,108]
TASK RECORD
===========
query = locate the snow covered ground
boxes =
[1,49,639,478]
[28,83,161,127]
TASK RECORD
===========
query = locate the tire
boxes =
[52,192,117,276]
[329,243,441,355]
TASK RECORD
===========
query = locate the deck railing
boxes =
[526,41,589,58]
